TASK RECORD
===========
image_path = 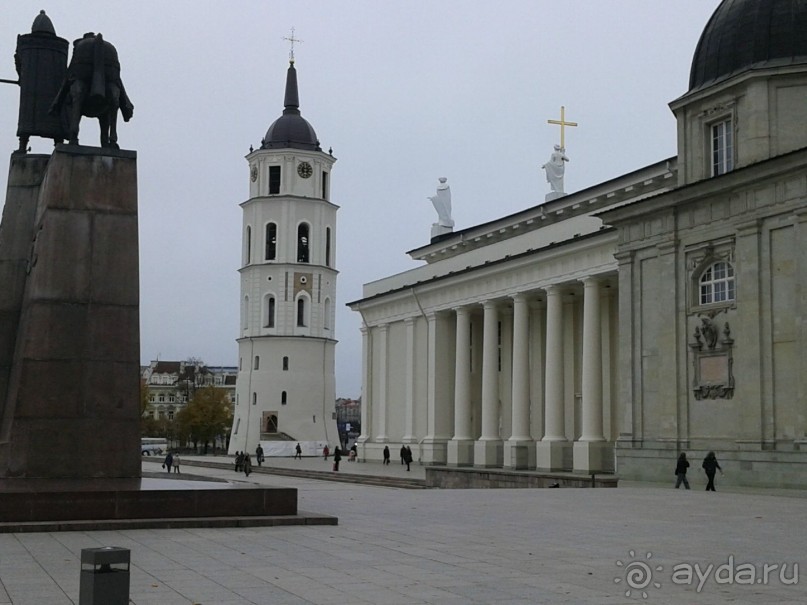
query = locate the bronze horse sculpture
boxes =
[50,32,133,148]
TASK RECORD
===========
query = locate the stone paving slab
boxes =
[0,460,803,604]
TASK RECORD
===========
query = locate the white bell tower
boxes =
[229,55,339,456]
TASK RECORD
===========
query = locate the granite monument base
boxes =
[0,476,335,533]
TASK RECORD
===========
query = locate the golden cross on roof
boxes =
[283,27,303,63]
[547,106,578,149]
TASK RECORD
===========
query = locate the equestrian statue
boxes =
[50,32,133,148]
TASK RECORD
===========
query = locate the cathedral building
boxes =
[348,0,807,488]
[228,57,340,456]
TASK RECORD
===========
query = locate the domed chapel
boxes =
[348,0,807,487]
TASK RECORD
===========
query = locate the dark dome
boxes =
[262,113,319,151]
[261,62,320,151]
[689,0,807,92]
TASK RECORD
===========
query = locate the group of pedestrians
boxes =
[674,451,724,491]
[232,451,253,476]
[162,452,180,474]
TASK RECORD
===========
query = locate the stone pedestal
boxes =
[0,145,140,479]
[473,438,503,468]
[573,440,613,473]
[430,223,453,239]
[504,438,535,470]
[447,438,474,466]
[0,154,49,428]
[535,440,571,471]
[419,438,448,465]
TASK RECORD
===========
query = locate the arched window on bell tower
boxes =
[265,222,277,261]
[244,225,252,265]
[297,222,310,263]
[296,296,307,327]
[325,227,331,267]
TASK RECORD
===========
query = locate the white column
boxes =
[376,323,388,442]
[536,285,569,470]
[402,317,416,442]
[448,306,474,466]
[580,277,604,442]
[574,277,612,473]
[510,294,531,440]
[453,307,472,440]
[475,300,503,467]
[358,325,372,449]
[505,293,534,469]
[543,286,565,441]
[480,301,499,439]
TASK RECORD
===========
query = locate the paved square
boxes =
[0,459,803,604]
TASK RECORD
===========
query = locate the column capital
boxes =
[482,299,499,311]
[579,275,601,287]
[510,292,530,304]
[453,304,472,316]
[545,284,564,296]
[403,316,416,326]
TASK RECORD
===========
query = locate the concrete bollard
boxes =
[79,547,130,605]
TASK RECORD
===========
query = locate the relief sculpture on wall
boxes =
[690,313,735,399]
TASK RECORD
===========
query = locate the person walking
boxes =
[323,445,330,460]
[294,443,302,460]
[403,445,413,471]
[400,444,407,465]
[383,445,390,465]
[163,452,173,473]
[255,444,264,467]
[332,446,342,471]
[674,452,689,489]
[173,453,181,474]
[234,451,243,472]
[243,453,252,477]
[702,451,723,491]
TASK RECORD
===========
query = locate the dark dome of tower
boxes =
[261,62,321,151]
[689,0,807,92]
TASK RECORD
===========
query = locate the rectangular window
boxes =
[322,171,329,200]
[711,119,733,176]
[269,166,281,194]
[254,356,260,370]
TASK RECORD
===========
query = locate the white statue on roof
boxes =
[542,145,569,197]
[428,177,454,238]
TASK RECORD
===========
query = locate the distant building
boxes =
[141,360,237,420]
[335,397,361,432]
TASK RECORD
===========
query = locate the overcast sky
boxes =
[1,1,720,397]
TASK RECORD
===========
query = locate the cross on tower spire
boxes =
[283,27,303,63]
[547,106,578,150]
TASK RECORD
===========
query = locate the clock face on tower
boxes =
[297,161,313,179]
[250,165,258,182]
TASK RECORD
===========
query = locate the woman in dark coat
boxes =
[403,446,413,471]
[674,452,690,489]
[702,451,723,491]
[332,446,342,471]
